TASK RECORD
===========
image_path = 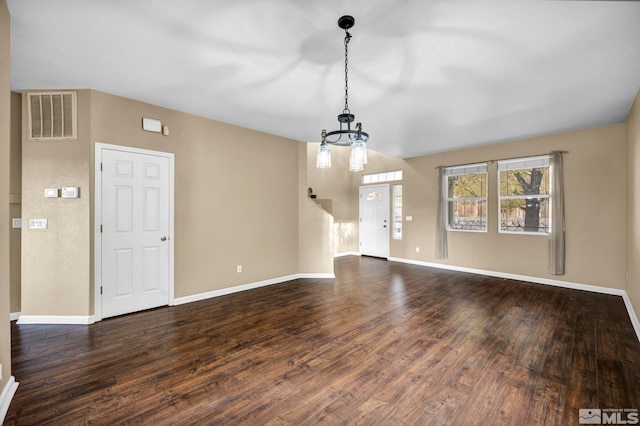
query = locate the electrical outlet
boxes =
[416,247,420,253]
[236,265,242,273]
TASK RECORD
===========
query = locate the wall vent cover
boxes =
[28,91,77,140]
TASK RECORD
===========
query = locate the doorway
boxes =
[359,184,390,258]
[95,143,174,320]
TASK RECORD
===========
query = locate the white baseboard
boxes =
[0,376,18,425]
[622,292,640,344]
[173,273,334,306]
[14,275,336,323]
[9,312,20,321]
[335,251,360,258]
[298,273,336,279]
[17,315,96,325]
[388,257,640,342]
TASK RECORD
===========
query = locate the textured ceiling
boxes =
[7,0,640,158]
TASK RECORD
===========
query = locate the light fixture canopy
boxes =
[318,15,369,171]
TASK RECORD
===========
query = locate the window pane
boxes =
[366,191,382,201]
[392,185,402,239]
[448,173,487,198]
[500,198,550,233]
[448,200,487,231]
[500,168,549,197]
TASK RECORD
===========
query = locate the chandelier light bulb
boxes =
[316,143,332,168]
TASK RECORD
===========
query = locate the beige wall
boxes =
[1,0,12,399]
[627,89,640,316]
[19,88,334,318]
[89,90,303,299]
[10,92,21,314]
[21,90,92,316]
[306,143,361,255]
[309,124,628,291]
[306,143,407,255]
[402,124,627,289]
[298,144,334,274]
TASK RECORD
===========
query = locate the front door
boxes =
[98,145,172,319]
[359,184,390,258]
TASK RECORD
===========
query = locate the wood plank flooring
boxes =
[6,256,640,425]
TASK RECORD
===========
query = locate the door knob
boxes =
[161,236,167,241]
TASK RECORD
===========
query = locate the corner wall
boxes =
[298,144,334,275]
[9,92,21,315]
[20,91,92,317]
[627,88,640,319]
[306,143,361,255]
[0,0,17,415]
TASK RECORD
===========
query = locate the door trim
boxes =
[94,142,175,322]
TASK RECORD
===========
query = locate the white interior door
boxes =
[359,184,390,258]
[99,146,172,319]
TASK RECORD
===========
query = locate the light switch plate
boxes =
[29,219,48,229]
[12,218,21,228]
[44,188,59,198]
[62,187,79,198]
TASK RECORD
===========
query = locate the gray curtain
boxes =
[436,166,448,259]
[548,151,565,275]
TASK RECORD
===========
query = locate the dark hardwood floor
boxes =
[6,256,640,425]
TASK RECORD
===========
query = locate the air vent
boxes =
[28,91,77,140]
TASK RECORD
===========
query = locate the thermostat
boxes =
[62,187,79,198]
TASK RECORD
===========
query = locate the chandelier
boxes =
[317,15,369,172]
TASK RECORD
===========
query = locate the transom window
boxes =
[362,170,402,184]
[498,156,550,234]
[445,163,488,232]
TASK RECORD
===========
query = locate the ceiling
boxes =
[7,0,640,158]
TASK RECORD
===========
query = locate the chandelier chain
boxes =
[344,31,352,114]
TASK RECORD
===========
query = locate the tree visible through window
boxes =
[445,164,488,231]
[498,156,550,233]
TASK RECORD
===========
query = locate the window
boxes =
[366,191,382,201]
[362,170,402,184]
[498,156,550,234]
[392,185,402,240]
[445,163,488,232]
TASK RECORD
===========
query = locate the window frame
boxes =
[445,163,488,233]
[392,184,402,240]
[497,155,551,235]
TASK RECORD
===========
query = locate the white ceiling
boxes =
[7,0,640,158]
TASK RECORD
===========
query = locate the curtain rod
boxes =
[435,150,568,170]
